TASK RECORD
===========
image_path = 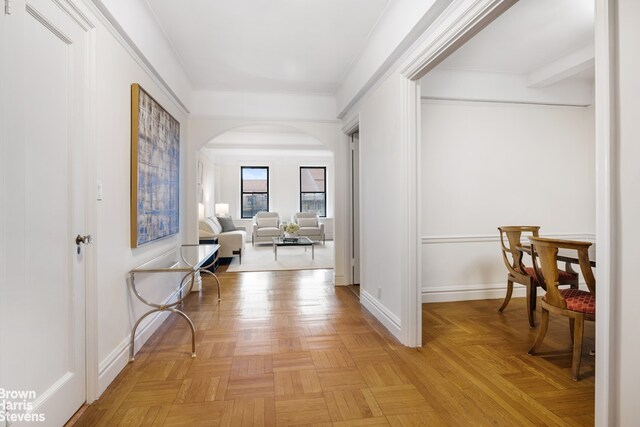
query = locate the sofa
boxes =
[292,212,325,243]
[198,217,245,263]
[252,212,283,245]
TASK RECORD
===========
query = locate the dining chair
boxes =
[527,237,595,381]
[498,226,578,327]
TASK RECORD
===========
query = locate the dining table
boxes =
[518,241,596,268]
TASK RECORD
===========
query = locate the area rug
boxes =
[226,241,334,272]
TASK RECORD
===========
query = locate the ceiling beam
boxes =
[527,43,594,88]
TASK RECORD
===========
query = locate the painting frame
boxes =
[130,83,181,248]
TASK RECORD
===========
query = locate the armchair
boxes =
[252,212,282,246]
[292,212,325,243]
[528,237,596,381]
[498,226,578,327]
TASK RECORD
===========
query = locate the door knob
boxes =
[76,234,92,245]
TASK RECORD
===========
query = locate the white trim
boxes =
[422,282,591,303]
[421,96,591,108]
[85,0,190,114]
[401,0,518,80]
[421,233,597,245]
[53,0,95,31]
[422,283,527,303]
[98,308,172,394]
[345,119,361,288]
[399,78,422,347]
[594,0,615,425]
[360,290,401,340]
[82,5,99,403]
[341,115,360,135]
[337,0,454,119]
[333,274,347,286]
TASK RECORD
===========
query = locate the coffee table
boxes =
[272,236,315,261]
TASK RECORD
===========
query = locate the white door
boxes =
[0,0,90,425]
[350,132,361,285]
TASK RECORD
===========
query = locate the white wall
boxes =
[420,100,595,302]
[93,13,189,394]
[421,68,593,106]
[191,91,337,121]
[614,0,640,422]
[94,0,193,109]
[198,153,216,217]
[352,73,406,338]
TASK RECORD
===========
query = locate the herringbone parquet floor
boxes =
[73,268,594,426]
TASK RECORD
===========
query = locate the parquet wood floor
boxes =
[73,269,594,426]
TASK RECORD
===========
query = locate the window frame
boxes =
[240,166,270,219]
[299,166,327,217]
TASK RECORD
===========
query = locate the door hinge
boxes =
[5,0,12,15]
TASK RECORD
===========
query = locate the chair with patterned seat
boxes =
[527,237,595,381]
[498,226,578,327]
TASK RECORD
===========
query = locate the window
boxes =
[300,166,326,217]
[241,166,269,218]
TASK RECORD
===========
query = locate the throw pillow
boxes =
[217,216,237,232]
[297,217,318,227]
[257,217,278,228]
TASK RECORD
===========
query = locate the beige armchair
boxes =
[292,212,325,243]
[199,217,245,263]
[252,212,282,246]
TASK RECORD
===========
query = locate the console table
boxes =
[128,243,220,362]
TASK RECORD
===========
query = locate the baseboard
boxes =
[422,282,589,303]
[333,274,347,286]
[360,290,401,340]
[98,291,178,395]
[421,283,524,303]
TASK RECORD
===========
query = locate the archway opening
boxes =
[195,124,336,274]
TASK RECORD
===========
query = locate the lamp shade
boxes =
[215,203,229,217]
[198,203,205,219]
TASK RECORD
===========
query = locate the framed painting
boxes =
[130,83,180,248]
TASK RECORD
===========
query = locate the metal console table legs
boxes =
[128,244,221,362]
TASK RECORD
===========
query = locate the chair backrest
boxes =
[254,212,280,227]
[199,217,222,235]
[498,226,540,279]
[293,212,318,225]
[528,237,595,308]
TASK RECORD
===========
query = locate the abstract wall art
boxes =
[130,83,180,248]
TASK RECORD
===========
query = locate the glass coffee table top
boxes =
[272,236,314,246]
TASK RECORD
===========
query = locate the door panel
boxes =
[1,1,89,425]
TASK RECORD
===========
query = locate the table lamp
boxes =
[215,203,229,217]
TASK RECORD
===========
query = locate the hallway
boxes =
[74,269,594,426]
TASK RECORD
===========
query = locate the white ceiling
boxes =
[146,0,390,93]
[439,0,594,76]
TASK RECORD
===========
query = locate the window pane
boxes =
[242,193,268,218]
[242,167,268,192]
[301,168,325,192]
[301,193,325,217]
